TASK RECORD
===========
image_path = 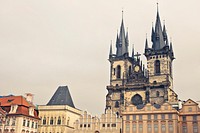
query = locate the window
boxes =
[50,117,53,125]
[132,124,136,133]
[183,116,186,122]
[132,115,136,121]
[155,60,160,74]
[107,124,110,127]
[102,124,105,127]
[88,124,90,128]
[161,124,166,133]
[84,124,86,127]
[193,124,198,133]
[126,123,130,133]
[31,122,34,128]
[129,66,132,76]
[161,114,165,120]
[148,115,151,120]
[57,117,61,125]
[35,123,38,129]
[148,124,151,133]
[6,118,10,126]
[183,125,187,133]
[188,107,192,112]
[43,117,46,125]
[115,101,119,108]
[154,114,158,120]
[193,115,197,121]
[154,124,158,133]
[139,115,142,121]
[113,68,116,75]
[139,124,143,133]
[27,120,30,127]
[156,91,160,97]
[12,118,16,126]
[116,65,121,78]
[23,120,26,126]
[111,123,116,127]
[169,114,172,120]
[126,115,129,120]
[169,123,173,133]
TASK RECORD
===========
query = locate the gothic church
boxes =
[106,7,178,116]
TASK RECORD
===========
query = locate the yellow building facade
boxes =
[38,86,82,133]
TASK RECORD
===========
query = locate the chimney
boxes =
[25,93,34,104]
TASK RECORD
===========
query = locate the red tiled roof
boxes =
[0,95,39,119]
[0,96,32,107]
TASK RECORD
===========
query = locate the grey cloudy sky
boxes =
[0,0,200,115]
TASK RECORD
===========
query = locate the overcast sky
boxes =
[0,0,200,115]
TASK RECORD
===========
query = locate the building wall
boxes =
[74,109,122,133]
[178,99,200,133]
[122,103,179,133]
[0,115,39,133]
[38,105,81,133]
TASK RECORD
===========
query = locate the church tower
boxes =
[106,12,148,115]
[144,5,177,106]
[144,6,175,90]
[108,13,133,87]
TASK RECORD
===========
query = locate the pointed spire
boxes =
[109,40,113,57]
[163,21,168,41]
[125,28,129,46]
[170,41,174,54]
[152,3,165,50]
[116,10,129,57]
[151,22,155,42]
[145,34,149,50]
[132,44,135,58]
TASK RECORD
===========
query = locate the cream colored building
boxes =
[73,108,122,133]
[0,94,39,133]
[122,103,179,133]
[38,86,82,133]
[178,99,200,133]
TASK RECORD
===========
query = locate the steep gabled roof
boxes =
[47,86,75,108]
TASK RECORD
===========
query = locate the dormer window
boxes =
[29,107,34,116]
[9,105,18,114]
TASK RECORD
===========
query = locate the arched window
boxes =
[116,65,121,79]
[156,91,160,97]
[50,117,53,125]
[155,60,160,74]
[43,117,46,125]
[57,117,61,125]
[115,101,119,108]
[129,66,132,76]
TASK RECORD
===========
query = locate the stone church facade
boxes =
[105,6,200,133]
[106,7,178,116]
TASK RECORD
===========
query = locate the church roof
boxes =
[47,86,75,108]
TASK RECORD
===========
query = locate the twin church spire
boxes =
[145,4,174,60]
[109,11,129,58]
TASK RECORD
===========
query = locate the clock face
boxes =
[134,65,140,72]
